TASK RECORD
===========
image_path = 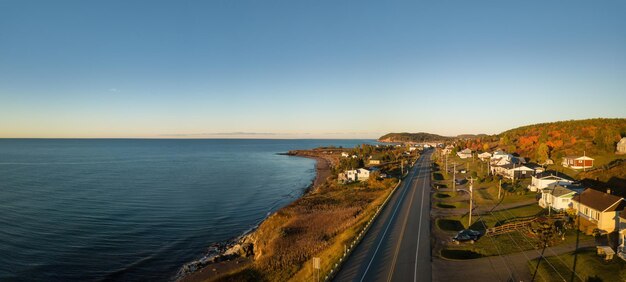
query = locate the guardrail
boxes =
[323,161,416,281]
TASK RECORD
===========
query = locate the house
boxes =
[490,162,534,179]
[509,165,535,179]
[528,174,574,192]
[618,209,626,261]
[489,151,524,166]
[477,152,492,161]
[338,168,371,183]
[491,150,511,161]
[617,137,626,154]
[572,189,626,233]
[539,185,577,211]
[441,145,454,155]
[562,155,594,170]
[457,148,472,159]
[341,152,350,157]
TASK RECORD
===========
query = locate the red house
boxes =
[562,155,594,170]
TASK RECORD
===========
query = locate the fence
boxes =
[485,218,536,236]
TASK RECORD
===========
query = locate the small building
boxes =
[507,165,535,179]
[562,155,594,170]
[528,174,573,192]
[572,189,625,233]
[441,145,454,155]
[617,137,626,154]
[618,209,626,261]
[341,152,350,157]
[338,168,371,183]
[539,185,577,211]
[368,159,382,165]
[457,148,472,159]
[477,152,492,161]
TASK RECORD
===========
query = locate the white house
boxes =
[341,152,350,157]
[617,137,626,154]
[491,150,512,161]
[562,155,594,170]
[457,148,472,159]
[338,168,371,183]
[477,152,492,161]
[441,145,454,155]
[528,174,574,192]
[539,185,577,211]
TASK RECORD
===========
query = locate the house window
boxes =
[584,207,589,215]
[595,213,600,220]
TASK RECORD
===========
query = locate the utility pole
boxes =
[468,177,475,228]
[453,162,457,192]
[498,179,502,199]
[445,154,448,174]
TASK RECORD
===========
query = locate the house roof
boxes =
[460,148,472,154]
[564,155,594,161]
[546,185,577,198]
[512,165,534,171]
[538,175,568,181]
[618,137,626,145]
[572,189,625,212]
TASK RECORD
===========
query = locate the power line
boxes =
[497,207,583,282]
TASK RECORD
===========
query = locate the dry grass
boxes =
[214,179,397,281]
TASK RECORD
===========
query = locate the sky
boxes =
[1,0,625,139]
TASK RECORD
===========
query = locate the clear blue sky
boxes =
[1,0,625,138]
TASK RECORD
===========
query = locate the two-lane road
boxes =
[334,149,433,282]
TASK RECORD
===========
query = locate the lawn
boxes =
[528,248,626,282]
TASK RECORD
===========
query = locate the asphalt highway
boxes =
[334,149,433,282]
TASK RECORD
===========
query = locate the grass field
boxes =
[528,249,626,282]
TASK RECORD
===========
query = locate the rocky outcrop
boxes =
[177,234,256,279]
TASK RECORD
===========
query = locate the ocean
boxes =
[0,139,374,281]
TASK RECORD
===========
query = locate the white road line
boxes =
[414,155,429,282]
[359,155,424,282]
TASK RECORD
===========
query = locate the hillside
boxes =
[378,132,452,143]
[457,118,626,162]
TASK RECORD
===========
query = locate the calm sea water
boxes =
[0,139,373,281]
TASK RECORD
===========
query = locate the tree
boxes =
[482,143,490,152]
[536,143,550,163]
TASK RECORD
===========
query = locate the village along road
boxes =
[334,149,433,282]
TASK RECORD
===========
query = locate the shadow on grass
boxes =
[433,172,444,181]
[468,220,487,232]
[440,249,484,260]
[437,219,464,231]
[436,203,456,209]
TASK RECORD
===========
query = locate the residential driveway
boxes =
[432,239,595,282]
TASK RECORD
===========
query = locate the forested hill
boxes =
[378,132,452,143]
[461,118,626,162]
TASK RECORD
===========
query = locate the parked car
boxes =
[452,229,481,244]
